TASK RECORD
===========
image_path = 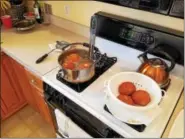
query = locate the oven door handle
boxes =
[46,100,56,110]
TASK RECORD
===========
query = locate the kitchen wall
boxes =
[27,1,184,35]
[44,1,184,33]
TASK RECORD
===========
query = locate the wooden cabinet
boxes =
[1,52,54,128]
[24,69,54,127]
[10,58,39,112]
[31,85,54,126]
[1,53,27,120]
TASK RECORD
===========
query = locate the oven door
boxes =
[46,98,92,138]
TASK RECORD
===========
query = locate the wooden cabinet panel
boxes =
[10,58,39,112]
[25,69,43,92]
[2,54,26,105]
[1,52,54,128]
[1,66,19,110]
[24,65,54,127]
[1,99,7,120]
[31,85,54,127]
[1,53,27,120]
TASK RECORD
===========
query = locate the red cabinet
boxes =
[1,53,27,120]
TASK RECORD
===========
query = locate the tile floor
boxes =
[1,105,56,138]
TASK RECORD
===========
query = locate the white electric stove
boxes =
[43,36,184,138]
[43,12,184,138]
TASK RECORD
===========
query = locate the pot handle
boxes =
[152,47,176,72]
[83,43,99,52]
[60,42,85,51]
[58,69,65,78]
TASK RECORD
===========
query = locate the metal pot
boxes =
[57,43,98,84]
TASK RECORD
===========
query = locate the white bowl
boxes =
[105,72,162,112]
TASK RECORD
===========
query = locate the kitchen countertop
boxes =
[1,24,88,77]
[1,24,184,138]
[162,91,184,138]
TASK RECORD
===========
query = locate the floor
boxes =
[1,105,56,138]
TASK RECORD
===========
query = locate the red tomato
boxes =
[132,90,151,106]
[117,94,134,105]
[63,62,75,70]
[78,61,91,69]
[118,82,136,95]
[66,53,81,63]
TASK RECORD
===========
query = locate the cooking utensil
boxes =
[137,46,175,88]
[58,43,96,83]
[104,72,164,125]
[14,19,36,31]
[89,15,97,60]
[35,41,69,64]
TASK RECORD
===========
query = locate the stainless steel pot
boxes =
[58,43,97,83]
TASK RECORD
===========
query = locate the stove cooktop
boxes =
[56,49,117,92]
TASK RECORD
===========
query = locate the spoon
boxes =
[35,41,68,64]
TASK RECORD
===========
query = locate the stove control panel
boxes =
[94,12,184,65]
[119,28,154,45]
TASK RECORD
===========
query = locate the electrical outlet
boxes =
[64,5,70,15]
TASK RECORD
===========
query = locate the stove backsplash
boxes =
[92,12,184,65]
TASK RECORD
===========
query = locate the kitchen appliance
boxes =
[169,0,184,18]
[96,0,173,14]
[44,83,122,138]
[57,47,117,92]
[137,46,175,88]
[96,0,184,18]
[43,11,184,138]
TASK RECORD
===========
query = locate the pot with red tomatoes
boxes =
[58,45,95,83]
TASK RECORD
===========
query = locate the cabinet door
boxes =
[10,58,39,112]
[1,54,26,120]
[1,99,7,120]
[1,54,26,105]
[31,85,54,127]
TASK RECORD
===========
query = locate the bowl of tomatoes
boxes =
[105,72,164,113]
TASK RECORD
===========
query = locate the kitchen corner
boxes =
[1,0,184,138]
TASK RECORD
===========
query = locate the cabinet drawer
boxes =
[25,69,43,92]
